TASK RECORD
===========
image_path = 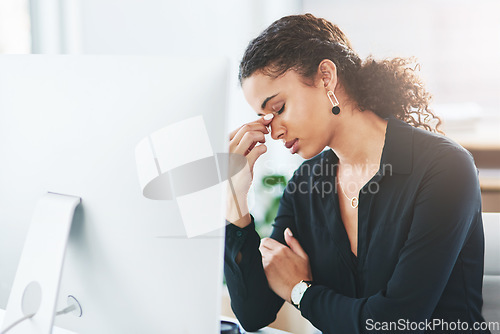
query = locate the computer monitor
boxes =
[0,55,229,333]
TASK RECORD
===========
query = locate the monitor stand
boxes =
[1,193,81,334]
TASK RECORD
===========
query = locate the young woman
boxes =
[225,13,489,334]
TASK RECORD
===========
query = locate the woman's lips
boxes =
[284,138,299,154]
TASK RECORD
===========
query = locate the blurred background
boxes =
[1,0,499,332]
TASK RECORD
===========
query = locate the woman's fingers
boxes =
[259,237,285,255]
[230,123,265,141]
[230,123,268,148]
[259,238,276,260]
[284,229,309,260]
[233,130,266,156]
[229,124,267,154]
[225,115,274,206]
[229,124,244,141]
[246,143,267,171]
[229,114,274,142]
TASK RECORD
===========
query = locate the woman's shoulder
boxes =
[408,127,480,186]
[412,126,474,165]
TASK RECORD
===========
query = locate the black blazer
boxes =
[224,117,490,333]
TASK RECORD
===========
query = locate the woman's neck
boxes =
[329,109,388,171]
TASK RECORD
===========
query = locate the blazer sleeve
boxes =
[299,148,484,333]
[224,173,298,331]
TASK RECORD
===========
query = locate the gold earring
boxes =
[327,90,340,115]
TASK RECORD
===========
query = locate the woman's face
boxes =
[241,69,336,160]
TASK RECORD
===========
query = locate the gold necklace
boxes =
[338,180,359,208]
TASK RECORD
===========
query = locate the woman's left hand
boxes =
[259,228,312,303]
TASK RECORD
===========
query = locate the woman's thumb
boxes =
[284,228,307,259]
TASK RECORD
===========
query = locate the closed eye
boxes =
[257,104,285,117]
[277,104,285,115]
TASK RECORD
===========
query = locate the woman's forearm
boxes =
[224,217,284,331]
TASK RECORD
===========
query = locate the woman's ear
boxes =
[318,59,338,90]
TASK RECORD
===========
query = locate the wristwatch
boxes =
[291,280,313,309]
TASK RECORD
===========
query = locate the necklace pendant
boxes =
[351,197,359,208]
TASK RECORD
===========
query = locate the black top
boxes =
[224,117,489,333]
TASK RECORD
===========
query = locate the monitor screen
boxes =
[0,55,229,333]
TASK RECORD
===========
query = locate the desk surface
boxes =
[0,310,291,334]
[222,316,292,334]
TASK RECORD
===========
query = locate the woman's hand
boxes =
[226,114,274,227]
[259,228,312,303]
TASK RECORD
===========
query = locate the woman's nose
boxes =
[269,121,284,141]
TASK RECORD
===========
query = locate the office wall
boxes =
[78,0,247,57]
[72,0,303,157]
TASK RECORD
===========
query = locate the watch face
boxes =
[291,282,308,305]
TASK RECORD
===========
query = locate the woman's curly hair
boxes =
[238,13,442,133]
